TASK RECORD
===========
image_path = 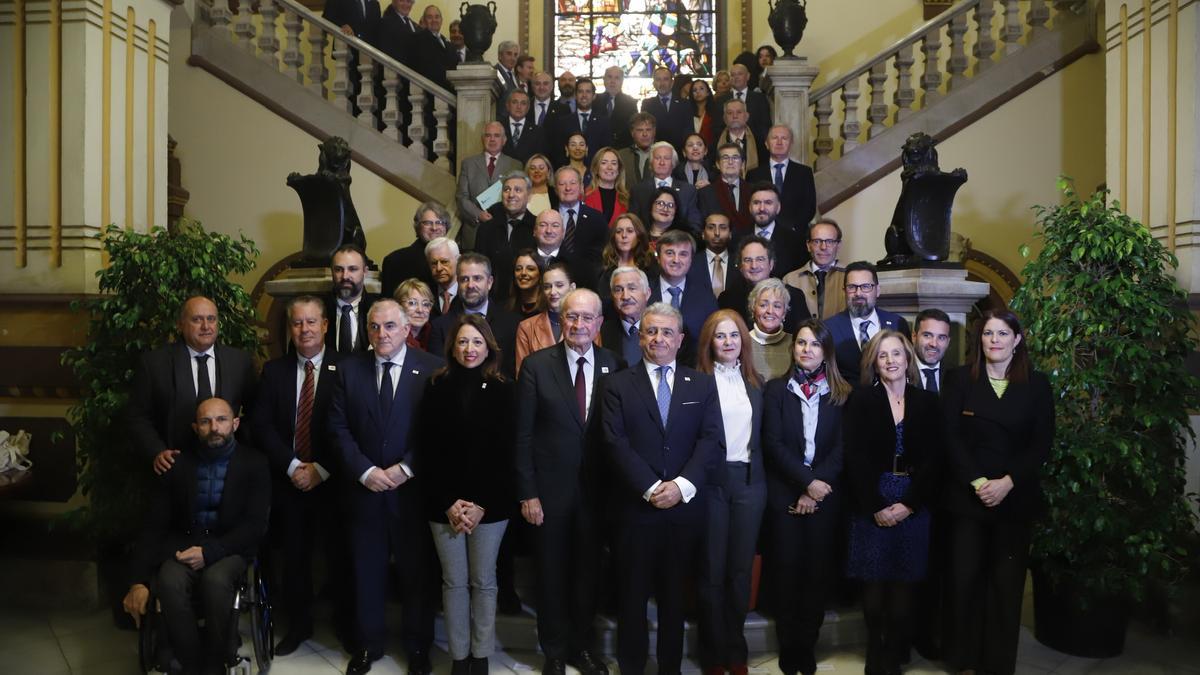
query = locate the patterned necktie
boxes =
[295,360,315,461]
[667,286,682,309]
[736,90,743,100]
[661,95,670,110]
[195,354,212,402]
[711,256,724,298]
[512,122,522,143]
[859,319,872,347]
[774,163,785,192]
[564,208,577,253]
[575,356,588,421]
[656,365,671,428]
[339,304,354,353]
[923,367,939,393]
[379,362,394,420]
[487,155,496,179]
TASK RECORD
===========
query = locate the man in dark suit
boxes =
[712,63,771,152]
[913,308,951,394]
[698,142,754,233]
[825,261,911,384]
[595,66,638,148]
[647,229,716,366]
[602,302,725,675]
[330,299,443,675]
[128,295,258,475]
[601,267,652,369]
[515,289,620,675]
[323,0,381,41]
[746,125,817,234]
[412,4,455,89]
[381,201,450,299]
[746,183,807,277]
[425,236,460,317]
[493,40,521,108]
[552,165,607,289]
[427,253,521,379]
[719,235,807,333]
[528,71,563,129]
[551,78,612,166]
[639,66,691,152]
[375,0,422,133]
[695,213,736,300]
[615,113,657,194]
[326,245,380,354]
[476,171,536,304]
[250,296,348,656]
[122,397,270,675]
[455,122,521,251]
[501,90,548,164]
[532,209,569,270]
[628,142,703,234]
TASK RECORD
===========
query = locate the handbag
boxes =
[0,430,32,473]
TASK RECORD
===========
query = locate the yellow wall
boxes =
[829,51,1108,279]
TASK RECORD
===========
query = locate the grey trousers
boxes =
[430,520,509,659]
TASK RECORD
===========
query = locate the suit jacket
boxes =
[629,177,703,234]
[601,362,725,521]
[328,348,444,515]
[527,97,566,129]
[514,312,556,375]
[128,341,258,461]
[600,317,642,370]
[782,265,847,321]
[826,309,912,385]
[477,206,536,303]
[692,249,736,300]
[697,179,753,232]
[843,383,943,516]
[515,343,622,514]
[761,377,844,511]
[411,29,455,90]
[428,302,521,379]
[455,152,521,228]
[324,292,380,354]
[551,108,613,165]
[557,201,608,289]
[747,159,817,234]
[713,89,772,152]
[648,273,718,363]
[639,94,692,151]
[376,6,420,67]
[501,116,549,164]
[129,441,270,586]
[381,239,435,299]
[941,367,1054,521]
[594,92,638,148]
[616,146,653,195]
[250,351,342,481]
[321,0,381,41]
[735,223,806,278]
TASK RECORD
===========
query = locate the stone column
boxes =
[447,64,499,175]
[767,58,821,164]
[878,266,990,366]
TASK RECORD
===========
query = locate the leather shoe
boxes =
[407,650,433,675]
[346,649,382,675]
[469,655,489,675]
[569,650,609,675]
[274,629,312,656]
[542,657,567,675]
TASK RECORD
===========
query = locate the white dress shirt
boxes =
[358,346,413,484]
[659,276,687,300]
[706,249,729,284]
[786,375,829,466]
[714,362,752,463]
[186,345,217,398]
[850,309,882,345]
[288,348,330,481]
[336,296,364,349]
[565,344,596,418]
[755,220,776,240]
[640,360,697,503]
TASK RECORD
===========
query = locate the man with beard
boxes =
[696,213,734,299]
[825,260,910,383]
[744,183,805,277]
[427,253,521,379]
[326,245,379,354]
[600,266,652,369]
[122,397,270,675]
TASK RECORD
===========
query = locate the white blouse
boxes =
[714,361,753,463]
[786,375,829,466]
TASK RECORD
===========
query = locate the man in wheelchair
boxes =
[123,397,271,675]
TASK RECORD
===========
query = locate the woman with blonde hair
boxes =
[584,146,629,226]
[394,278,435,350]
[525,154,554,216]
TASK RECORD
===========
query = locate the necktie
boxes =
[339,304,354,353]
[729,182,739,211]
[738,136,746,154]
[379,362,394,420]
[859,319,872,348]
[774,163,785,192]
[625,323,640,367]
[564,209,577,253]
[442,290,452,313]
[661,95,670,110]
[923,368,939,393]
[508,219,521,242]
[580,113,589,133]
[575,356,588,421]
[815,270,828,317]
[458,49,465,63]
[487,155,496,179]
[658,179,669,188]
[195,354,212,402]
[735,90,743,100]
[295,360,315,461]
[711,256,724,298]
[512,122,522,143]
[667,286,682,309]
[537,102,547,125]
[655,365,671,428]
[607,97,614,115]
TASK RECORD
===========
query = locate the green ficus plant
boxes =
[1011,177,1198,604]
[61,220,260,543]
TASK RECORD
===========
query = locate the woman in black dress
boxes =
[844,330,943,675]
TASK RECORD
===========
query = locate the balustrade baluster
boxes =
[209,0,232,37]
[357,54,378,127]
[840,77,860,154]
[973,0,996,73]
[1001,0,1023,54]
[893,45,915,122]
[920,25,943,106]
[1027,0,1050,36]
[307,26,328,97]
[867,62,888,138]
[258,0,280,68]
[947,13,969,90]
[281,10,303,82]
[813,94,833,169]
[408,90,428,158]
[432,97,452,171]
[331,42,353,113]
[233,0,256,47]
[381,69,401,142]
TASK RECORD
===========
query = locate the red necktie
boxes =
[575,356,587,421]
[294,360,315,461]
[487,155,496,179]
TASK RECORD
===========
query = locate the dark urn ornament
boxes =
[286,137,370,268]
[767,0,809,58]
[459,2,498,63]
[879,132,968,267]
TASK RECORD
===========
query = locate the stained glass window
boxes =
[551,1,719,100]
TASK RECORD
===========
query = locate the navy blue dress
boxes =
[845,421,931,582]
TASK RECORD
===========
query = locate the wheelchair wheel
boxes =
[248,563,274,672]
[137,592,165,674]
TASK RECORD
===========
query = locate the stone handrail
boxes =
[202,0,456,170]
[808,0,1082,169]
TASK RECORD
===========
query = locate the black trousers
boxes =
[156,554,247,675]
[944,515,1032,675]
[270,477,349,637]
[767,492,840,675]
[534,494,602,659]
[615,500,704,675]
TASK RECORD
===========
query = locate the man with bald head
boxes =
[747,124,817,234]
[516,289,620,675]
[455,121,520,250]
[528,71,564,128]
[128,295,258,475]
[595,65,638,147]
[639,65,691,151]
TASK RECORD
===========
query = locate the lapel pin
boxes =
[327,364,337,371]
[601,366,610,374]
[684,376,691,382]
[482,382,488,389]
[412,369,420,374]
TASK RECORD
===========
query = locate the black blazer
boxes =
[629,177,704,234]
[600,317,642,371]
[375,5,420,67]
[639,94,692,150]
[127,341,258,462]
[826,309,911,385]
[322,0,381,41]
[416,368,516,523]
[250,351,341,479]
[501,117,549,164]
[595,91,639,147]
[427,302,521,379]
[411,29,456,89]
[476,206,536,303]
[761,376,845,511]
[843,383,944,516]
[747,159,817,234]
[324,293,380,354]
[941,368,1054,521]
[732,224,807,278]
[514,343,623,513]
[381,240,435,300]
[712,372,766,489]
[551,108,613,166]
[647,273,717,366]
[129,442,270,586]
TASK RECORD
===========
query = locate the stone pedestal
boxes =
[448,64,500,174]
[767,58,820,163]
[878,266,990,366]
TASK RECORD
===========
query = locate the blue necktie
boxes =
[859,319,872,348]
[656,365,671,428]
[379,362,394,420]
[625,323,641,368]
[537,102,547,126]
[667,286,682,309]
[774,163,785,192]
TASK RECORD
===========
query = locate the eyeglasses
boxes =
[808,238,840,246]
[718,154,742,162]
[403,299,434,310]
[419,219,447,227]
[741,255,769,266]
[653,200,676,209]
[845,283,877,293]
[563,312,598,323]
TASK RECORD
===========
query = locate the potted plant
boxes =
[61,220,259,624]
[1010,178,1198,657]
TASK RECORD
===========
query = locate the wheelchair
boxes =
[138,556,274,674]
